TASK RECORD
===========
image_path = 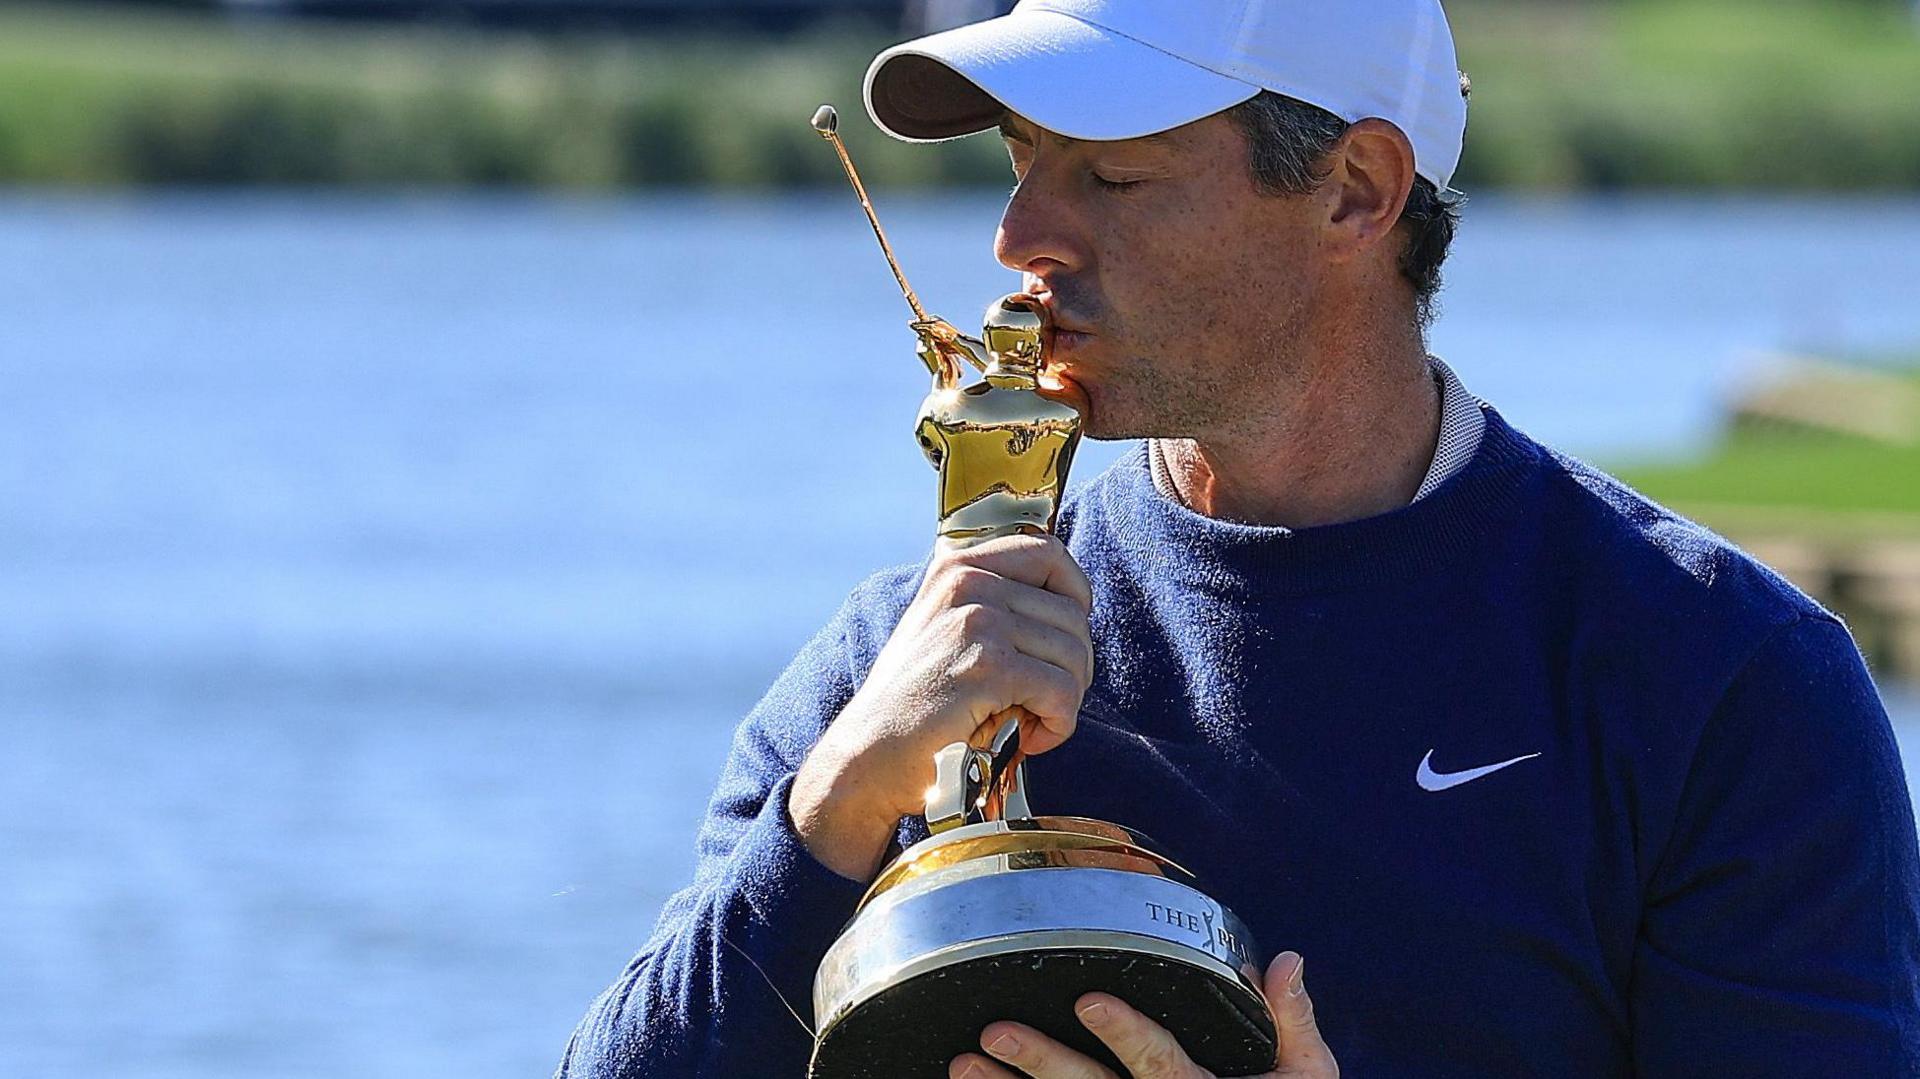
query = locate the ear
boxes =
[1318,119,1417,262]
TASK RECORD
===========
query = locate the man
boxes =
[559,1,1920,1075]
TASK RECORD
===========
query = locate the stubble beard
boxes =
[1050,272,1305,442]
[1075,323,1294,444]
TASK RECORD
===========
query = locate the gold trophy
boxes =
[806,106,1277,1079]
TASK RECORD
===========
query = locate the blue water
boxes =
[2,193,1918,1077]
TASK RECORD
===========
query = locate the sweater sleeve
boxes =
[554,601,877,1079]
[1631,614,1920,1075]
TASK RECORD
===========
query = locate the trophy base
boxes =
[809,943,1275,1078]
[812,831,1274,1079]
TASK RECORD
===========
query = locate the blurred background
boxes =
[2,0,1918,1075]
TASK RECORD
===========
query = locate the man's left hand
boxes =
[949,951,1338,1079]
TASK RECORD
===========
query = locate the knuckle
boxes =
[1016,530,1057,552]
[927,546,968,579]
[1117,1030,1187,1077]
[1148,1049,1190,1077]
[943,565,994,604]
[1040,682,1084,723]
[1287,990,1319,1031]
[951,601,999,637]
[984,534,1039,564]
[1059,589,1095,629]
[1018,532,1061,560]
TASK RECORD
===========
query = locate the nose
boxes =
[994,167,1087,285]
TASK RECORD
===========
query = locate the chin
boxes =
[1050,381,1141,441]
[1081,421,1143,442]
[1074,405,1143,442]
[1037,369,1093,415]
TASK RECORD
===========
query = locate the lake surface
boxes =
[2,192,1918,1077]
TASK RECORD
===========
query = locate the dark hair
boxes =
[1225,91,1459,328]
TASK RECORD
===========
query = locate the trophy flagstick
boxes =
[811,104,986,383]
[811,105,929,324]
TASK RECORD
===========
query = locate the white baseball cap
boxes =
[865,0,1470,190]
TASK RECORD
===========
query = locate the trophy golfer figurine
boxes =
[807,105,1276,1079]
[915,296,1082,543]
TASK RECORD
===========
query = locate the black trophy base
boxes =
[809,947,1277,1079]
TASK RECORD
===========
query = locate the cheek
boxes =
[1101,211,1282,343]
[1093,212,1208,319]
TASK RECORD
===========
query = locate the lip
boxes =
[1026,289,1096,337]
[1052,328,1094,354]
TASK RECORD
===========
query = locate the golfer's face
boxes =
[996,111,1325,440]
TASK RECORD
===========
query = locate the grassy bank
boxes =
[1620,436,1920,526]
[0,0,1918,189]
[1616,363,1920,531]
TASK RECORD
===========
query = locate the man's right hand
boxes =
[789,532,1095,882]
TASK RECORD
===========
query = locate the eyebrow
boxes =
[995,116,1046,147]
[996,114,1175,150]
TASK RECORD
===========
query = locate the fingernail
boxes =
[954,1062,984,1079]
[1286,954,1307,997]
[988,1032,1021,1057]
[1078,999,1109,1027]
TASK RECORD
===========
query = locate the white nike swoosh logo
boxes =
[1416,749,1541,792]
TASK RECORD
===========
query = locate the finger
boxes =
[945,534,1093,613]
[1074,993,1199,1078]
[1046,543,1095,614]
[977,1021,1117,1079]
[1001,579,1095,645]
[1015,703,1076,758]
[939,562,1088,644]
[949,1054,1022,1079]
[997,651,1085,743]
[1003,613,1094,693]
[942,612,1082,744]
[1265,952,1339,1077]
[946,571,1093,687]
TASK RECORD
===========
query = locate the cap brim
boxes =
[865,9,1260,144]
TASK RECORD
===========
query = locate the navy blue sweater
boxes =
[559,407,1920,1077]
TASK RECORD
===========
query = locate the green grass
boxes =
[0,0,1917,189]
[1615,365,1920,532]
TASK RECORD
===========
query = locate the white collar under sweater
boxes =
[1147,356,1486,511]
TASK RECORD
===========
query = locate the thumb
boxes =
[1264,952,1338,1078]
